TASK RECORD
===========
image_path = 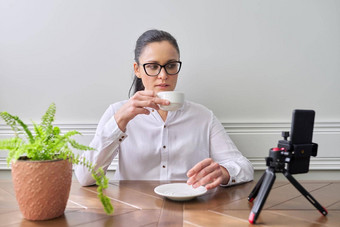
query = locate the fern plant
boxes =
[0,103,113,214]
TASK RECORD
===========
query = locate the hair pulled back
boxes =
[128,29,180,97]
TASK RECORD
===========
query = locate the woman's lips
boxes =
[156,83,169,88]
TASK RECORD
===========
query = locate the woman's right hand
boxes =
[114,90,170,131]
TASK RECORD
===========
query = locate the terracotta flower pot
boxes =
[11,158,72,221]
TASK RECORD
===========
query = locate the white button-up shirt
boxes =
[75,101,254,186]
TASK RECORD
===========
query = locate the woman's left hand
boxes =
[186,158,230,190]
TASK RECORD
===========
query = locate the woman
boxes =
[75,29,253,190]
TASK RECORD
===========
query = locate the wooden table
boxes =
[0,179,339,226]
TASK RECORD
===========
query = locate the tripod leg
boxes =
[249,168,276,224]
[283,170,328,216]
[248,172,265,202]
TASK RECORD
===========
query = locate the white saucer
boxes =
[154,183,207,201]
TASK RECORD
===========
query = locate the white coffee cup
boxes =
[157,91,185,111]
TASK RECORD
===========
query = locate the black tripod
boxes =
[247,147,328,224]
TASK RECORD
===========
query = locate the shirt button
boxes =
[152,109,155,112]
[164,125,166,128]
[163,145,166,149]
[232,179,236,183]
[119,139,122,142]
[162,165,166,168]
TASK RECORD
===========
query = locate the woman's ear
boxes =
[134,62,141,78]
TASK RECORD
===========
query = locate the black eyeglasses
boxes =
[142,61,182,77]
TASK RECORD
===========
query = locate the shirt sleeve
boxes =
[209,114,254,186]
[74,105,127,186]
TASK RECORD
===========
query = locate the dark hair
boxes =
[128,29,180,97]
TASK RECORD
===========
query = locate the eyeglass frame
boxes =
[142,61,182,77]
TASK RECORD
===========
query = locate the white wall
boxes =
[1,0,339,178]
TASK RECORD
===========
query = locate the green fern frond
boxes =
[62,130,81,139]
[53,126,60,135]
[33,121,42,138]
[14,116,34,144]
[24,141,45,160]
[0,112,20,136]
[44,130,84,154]
[0,137,24,166]
[0,137,22,151]
[69,139,94,151]
[41,103,56,130]
[0,112,34,143]
[92,168,114,214]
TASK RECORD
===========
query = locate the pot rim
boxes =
[13,156,69,163]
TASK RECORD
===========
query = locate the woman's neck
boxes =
[157,110,168,122]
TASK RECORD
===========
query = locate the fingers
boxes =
[140,90,170,106]
[203,172,223,190]
[187,158,213,178]
[133,98,168,110]
[132,91,170,109]
[187,158,226,190]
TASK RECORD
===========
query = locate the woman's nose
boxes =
[158,67,168,80]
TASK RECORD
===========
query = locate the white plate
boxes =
[154,183,207,201]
